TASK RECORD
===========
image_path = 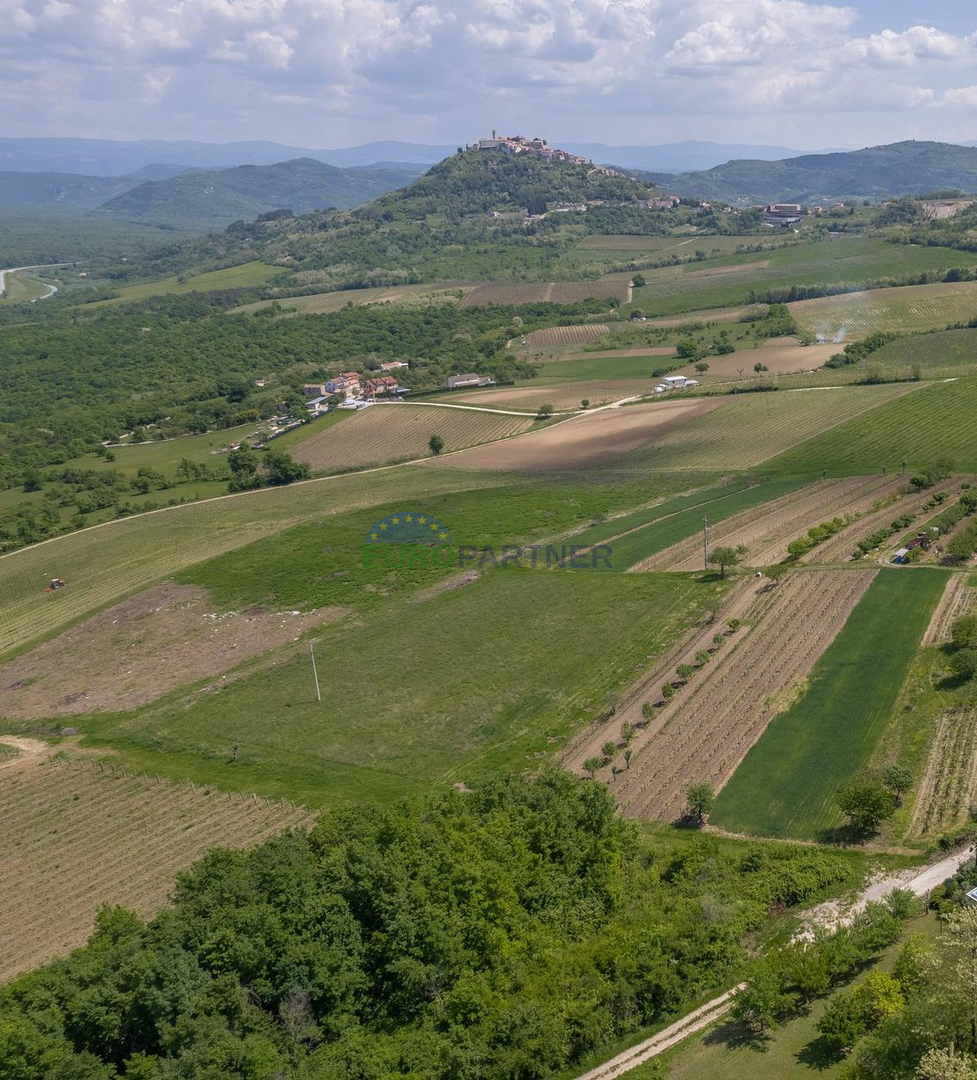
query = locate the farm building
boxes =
[445,373,483,390]
[302,383,327,398]
[661,375,698,389]
[380,361,409,372]
[363,376,400,399]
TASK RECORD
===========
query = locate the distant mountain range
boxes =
[0,158,427,227]
[0,136,836,178]
[652,141,977,205]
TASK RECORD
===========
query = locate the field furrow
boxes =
[0,752,313,982]
[922,575,977,646]
[636,476,899,571]
[909,709,977,837]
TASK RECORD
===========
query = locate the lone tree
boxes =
[428,434,445,455]
[685,781,715,824]
[536,403,555,420]
[837,776,896,834]
[881,764,913,804]
[708,544,747,579]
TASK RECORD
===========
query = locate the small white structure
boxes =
[662,375,692,388]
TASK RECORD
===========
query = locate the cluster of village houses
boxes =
[301,363,494,414]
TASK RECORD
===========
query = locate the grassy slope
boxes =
[790,281,977,337]
[80,570,716,806]
[85,261,287,308]
[767,377,977,476]
[711,569,949,839]
[862,329,977,379]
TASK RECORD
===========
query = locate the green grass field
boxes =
[533,354,679,382]
[85,261,288,308]
[711,569,949,839]
[79,567,718,806]
[767,377,977,476]
[235,282,474,316]
[0,270,54,304]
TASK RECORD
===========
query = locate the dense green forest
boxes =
[0,771,858,1080]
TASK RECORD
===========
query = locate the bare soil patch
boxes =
[922,574,976,646]
[0,754,312,981]
[0,582,347,718]
[635,476,905,571]
[569,569,876,822]
[426,399,723,472]
[676,341,839,378]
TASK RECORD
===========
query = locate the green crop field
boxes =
[85,261,288,308]
[854,328,977,379]
[78,567,717,806]
[611,382,917,473]
[603,480,805,570]
[791,281,977,338]
[767,377,977,476]
[711,569,949,839]
[532,354,679,382]
[621,237,977,318]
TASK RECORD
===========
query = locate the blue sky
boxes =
[2,0,975,149]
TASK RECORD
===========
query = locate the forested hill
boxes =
[657,141,977,205]
[96,158,424,229]
[157,149,668,289]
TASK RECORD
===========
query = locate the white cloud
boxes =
[0,0,974,146]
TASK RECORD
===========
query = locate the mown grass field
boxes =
[791,281,977,337]
[85,261,288,308]
[0,269,53,304]
[767,377,977,476]
[613,382,917,472]
[79,569,719,806]
[289,404,537,472]
[531,354,678,382]
[711,569,949,839]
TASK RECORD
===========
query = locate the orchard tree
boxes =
[685,782,715,823]
[708,545,748,578]
[881,764,913,803]
[601,740,617,762]
[428,434,445,455]
[583,756,602,779]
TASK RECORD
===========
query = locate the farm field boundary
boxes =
[0,748,312,981]
[766,377,977,477]
[909,708,977,838]
[611,569,878,822]
[637,475,905,572]
[711,569,950,839]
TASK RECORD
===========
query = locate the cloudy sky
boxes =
[2,0,976,149]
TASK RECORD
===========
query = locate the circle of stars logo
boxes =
[363,511,452,545]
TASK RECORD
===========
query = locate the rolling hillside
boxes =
[657,140,977,204]
[95,158,423,228]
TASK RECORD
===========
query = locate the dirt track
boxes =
[0,583,347,718]
[424,398,722,471]
[634,476,904,572]
[566,569,877,822]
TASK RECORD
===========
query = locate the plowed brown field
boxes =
[0,746,312,981]
[635,476,905,571]
[425,399,723,471]
[576,569,877,822]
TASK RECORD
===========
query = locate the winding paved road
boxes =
[0,263,66,300]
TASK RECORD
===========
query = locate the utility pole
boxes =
[703,515,709,570]
[309,642,321,703]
